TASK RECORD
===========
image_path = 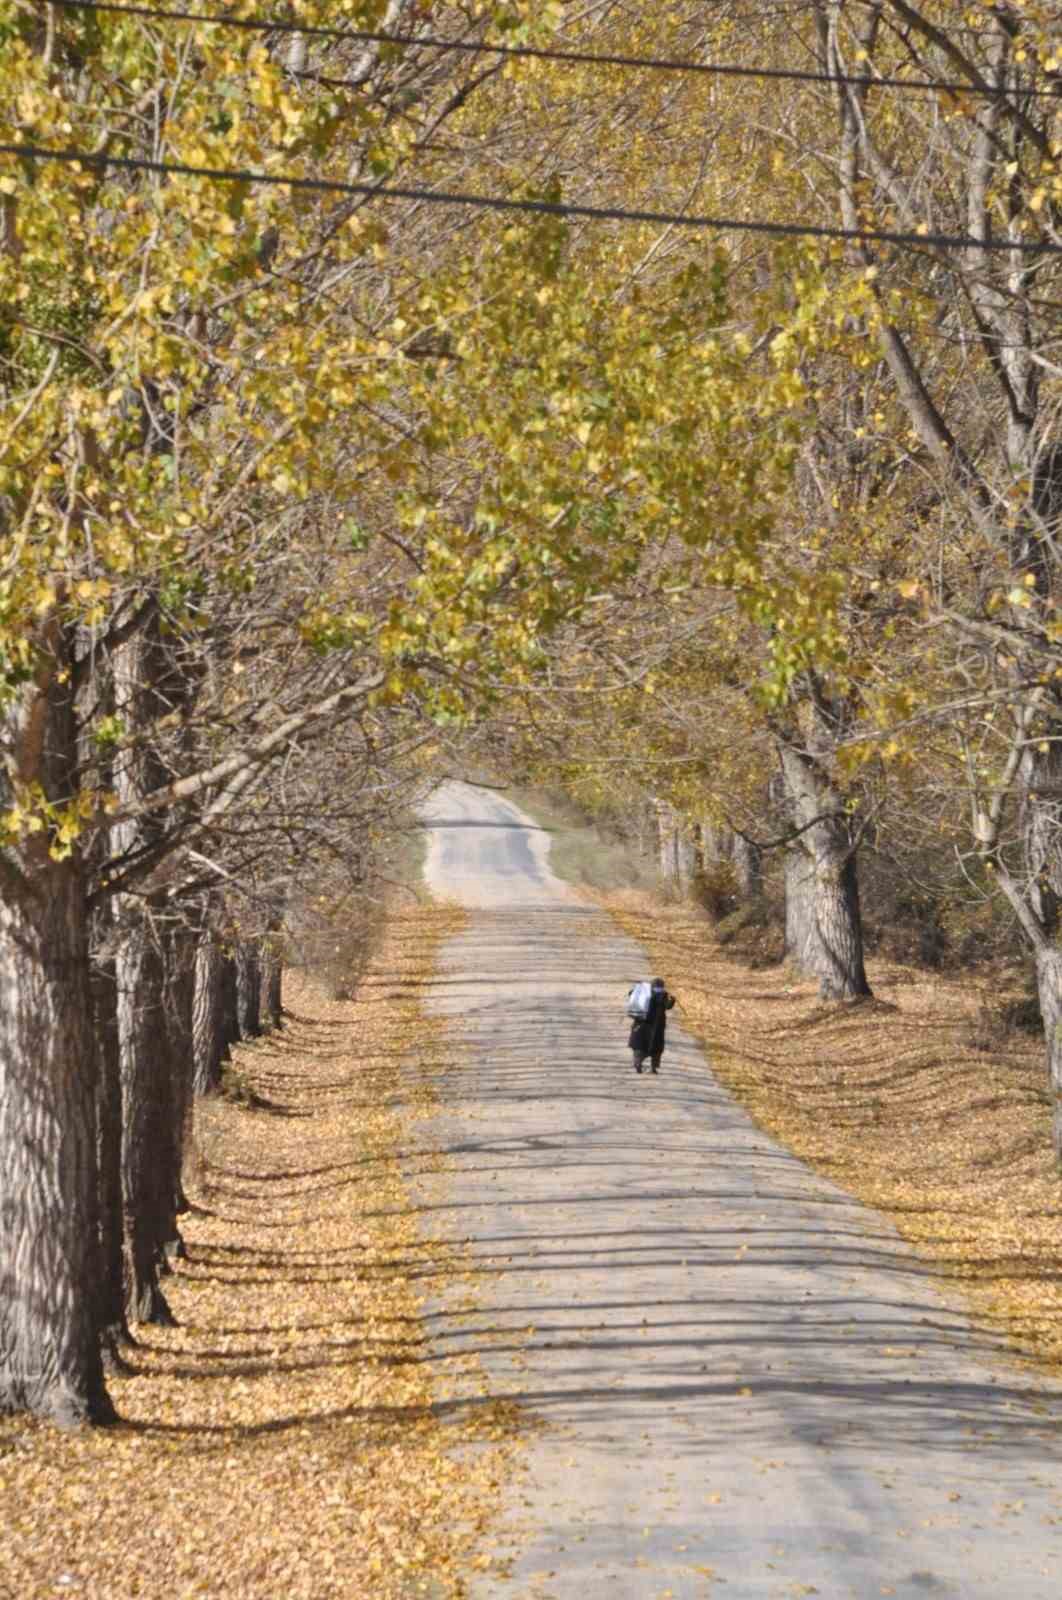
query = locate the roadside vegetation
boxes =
[505,786,666,897]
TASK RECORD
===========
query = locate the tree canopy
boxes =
[4,0,1062,1425]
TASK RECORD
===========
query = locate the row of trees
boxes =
[410,1,1062,1117]
[0,0,570,1425]
[366,0,1062,1158]
[4,0,1062,1425]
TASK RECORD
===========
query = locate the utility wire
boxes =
[3,139,1061,255]
[47,0,1062,100]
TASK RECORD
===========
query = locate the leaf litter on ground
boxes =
[0,903,519,1600]
[598,891,1062,1379]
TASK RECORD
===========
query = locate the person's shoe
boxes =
[650,1066,658,1074]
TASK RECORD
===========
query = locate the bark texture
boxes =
[235,940,263,1040]
[192,932,229,1097]
[784,844,817,973]
[218,949,241,1057]
[89,946,130,1363]
[0,856,109,1423]
[0,634,111,1424]
[116,915,177,1324]
[778,740,871,1002]
[1005,739,1062,1165]
[162,922,196,1233]
[1034,947,1062,1167]
[110,623,186,1321]
[731,833,763,900]
[262,936,284,1031]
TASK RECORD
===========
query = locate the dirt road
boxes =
[418,781,1062,1599]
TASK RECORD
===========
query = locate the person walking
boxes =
[629,977,676,1074]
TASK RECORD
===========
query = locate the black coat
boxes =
[628,989,675,1055]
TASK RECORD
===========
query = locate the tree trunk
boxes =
[675,830,696,893]
[654,798,677,882]
[811,850,870,1001]
[784,843,817,971]
[116,913,177,1325]
[655,800,695,892]
[109,618,201,1315]
[192,932,229,1096]
[699,821,725,866]
[1011,739,1062,1166]
[219,947,241,1056]
[161,921,197,1240]
[1019,742,1062,939]
[0,859,111,1424]
[0,630,112,1423]
[85,655,130,1365]
[235,939,262,1040]
[778,740,871,1001]
[731,832,762,899]
[1034,946,1062,1168]
[262,933,284,1031]
[89,947,131,1365]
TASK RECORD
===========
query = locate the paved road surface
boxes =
[417,781,1062,1599]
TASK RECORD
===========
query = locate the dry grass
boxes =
[0,903,515,1600]
[601,891,1062,1377]
[506,787,665,896]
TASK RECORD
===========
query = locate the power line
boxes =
[3,138,1061,255]
[48,0,1062,100]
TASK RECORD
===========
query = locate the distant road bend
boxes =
[418,781,1062,1600]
